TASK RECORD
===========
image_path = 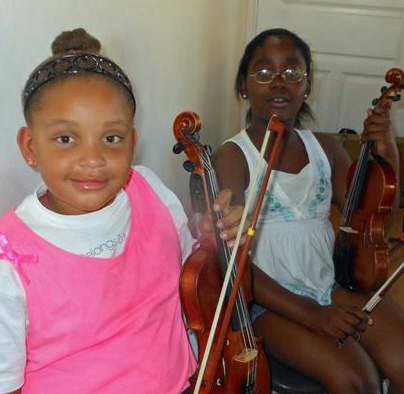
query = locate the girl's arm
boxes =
[0,261,27,394]
[212,143,249,206]
[251,264,369,339]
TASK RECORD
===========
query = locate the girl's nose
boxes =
[78,144,106,168]
[269,72,286,88]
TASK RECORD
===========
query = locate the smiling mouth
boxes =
[71,179,108,190]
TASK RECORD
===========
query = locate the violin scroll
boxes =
[173,112,207,175]
[372,68,404,107]
[173,111,201,138]
[385,68,404,86]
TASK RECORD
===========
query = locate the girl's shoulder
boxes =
[213,136,249,176]
[312,131,352,171]
[212,134,250,205]
[132,165,186,215]
[133,165,164,188]
[214,139,248,163]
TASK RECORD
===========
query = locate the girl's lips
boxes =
[267,97,290,107]
[71,179,108,190]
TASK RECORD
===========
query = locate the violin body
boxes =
[180,241,269,393]
[334,156,396,292]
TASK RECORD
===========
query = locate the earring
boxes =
[303,93,309,100]
[27,158,35,166]
[242,94,248,99]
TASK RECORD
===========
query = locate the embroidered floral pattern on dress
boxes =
[254,155,331,222]
[258,173,295,221]
[307,159,331,218]
[267,193,295,220]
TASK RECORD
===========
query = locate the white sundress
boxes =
[225,129,335,305]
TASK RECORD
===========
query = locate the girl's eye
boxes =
[258,69,271,77]
[56,135,74,144]
[105,134,123,144]
[256,69,272,80]
[283,69,303,81]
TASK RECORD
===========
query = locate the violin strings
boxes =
[203,154,258,375]
[342,142,372,225]
[206,164,258,383]
[203,159,247,329]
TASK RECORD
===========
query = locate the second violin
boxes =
[334,68,404,292]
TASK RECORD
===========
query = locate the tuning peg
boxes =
[372,98,379,106]
[381,86,387,93]
[392,95,401,102]
[172,142,185,154]
[204,144,212,157]
[183,160,196,172]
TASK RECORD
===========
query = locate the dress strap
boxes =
[295,129,332,178]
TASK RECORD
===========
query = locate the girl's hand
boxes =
[362,107,399,169]
[309,303,372,341]
[199,189,250,247]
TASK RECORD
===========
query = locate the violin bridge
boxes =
[339,226,359,234]
[233,348,258,363]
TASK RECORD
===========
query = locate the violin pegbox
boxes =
[172,111,211,176]
[371,68,404,108]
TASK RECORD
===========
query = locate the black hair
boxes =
[235,28,314,128]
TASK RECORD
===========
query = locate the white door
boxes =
[247,0,404,135]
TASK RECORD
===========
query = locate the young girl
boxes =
[0,53,245,394]
[213,28,404,394]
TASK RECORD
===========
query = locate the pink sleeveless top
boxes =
[0,170,196,393]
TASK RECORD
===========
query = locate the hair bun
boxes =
[51,28,101,55]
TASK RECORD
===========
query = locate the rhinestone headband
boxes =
[22,53,135,111]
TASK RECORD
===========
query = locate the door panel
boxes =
[250,0,404,134]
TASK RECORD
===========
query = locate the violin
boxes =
[173,112,283,393]
[334,68,404,292]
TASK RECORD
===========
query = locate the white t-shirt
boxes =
[0,165,195,393]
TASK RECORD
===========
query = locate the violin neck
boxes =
[341,140,373,225]
[203,165,251,332]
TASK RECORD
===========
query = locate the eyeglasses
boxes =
[249,68,307,84]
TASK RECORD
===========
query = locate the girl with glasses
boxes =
[213,28,404,394]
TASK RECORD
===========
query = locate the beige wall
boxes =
[0,0,249,215]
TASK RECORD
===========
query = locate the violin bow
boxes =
[338,254,404,348]
[363,260,404,313]
[193,115,284,394]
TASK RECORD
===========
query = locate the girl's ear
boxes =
[305,78,312,98]
[131,127,138,155]
[17,127,37,168]
[240,77,248,99]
